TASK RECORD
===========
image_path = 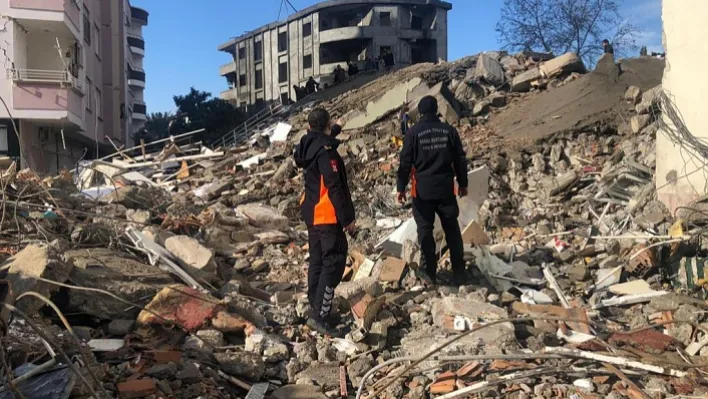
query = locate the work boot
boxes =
[451,270,468,287]
[306,317,342,338]
[416,269,436,286]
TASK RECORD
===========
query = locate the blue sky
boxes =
[133,0,663,114]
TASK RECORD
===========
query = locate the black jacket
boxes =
[294,126,355,228]
[397,114,468,200]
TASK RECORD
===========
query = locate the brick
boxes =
[430,371,456,394]
[117,379,156,399]
[147,350,181,364]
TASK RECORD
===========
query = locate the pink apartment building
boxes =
[0,0,148,174]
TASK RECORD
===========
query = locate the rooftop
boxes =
[217,0,452,52]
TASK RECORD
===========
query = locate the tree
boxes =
[496,0,639,65]
[170,87,245,144]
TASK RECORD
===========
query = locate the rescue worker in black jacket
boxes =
[294,108,355,336]
[396,96,468,285]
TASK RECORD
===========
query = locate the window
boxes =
[238,46,246,60]
[278,31,288,52]
[94,24,100,57]
[411,15,423,30]
[278,62,288,83]
[255,70,263,90]
[85,76,93,111]
[0,126,8,153]
[280,93,290,104]
[96,88,102,118]
[83,6,91,44]
[303,22,312,37]
[239,74,247,87]
[68,42,82,78]
[303,54,312,69]
[254,40,263,61]
[380,12,391,26]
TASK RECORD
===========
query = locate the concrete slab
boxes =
[609,280,653,295]
[474,53,505,86]
[343,77,426,130]
[540,52,585,78]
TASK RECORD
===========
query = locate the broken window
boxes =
[379,12,391,26]
[238,46,246,60]
[254,40,263,62]
[255,70,263,90]
[239,74,247,87]
[278,62,288,83]
[303,22,312,37]
[278,31,288,52]
[303,54,312,69]
[411,15,423,30]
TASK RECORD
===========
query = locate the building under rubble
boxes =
[217,0,452,112]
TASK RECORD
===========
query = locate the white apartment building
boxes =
[0,0,148,174]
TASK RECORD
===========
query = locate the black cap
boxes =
[418,95,438,115]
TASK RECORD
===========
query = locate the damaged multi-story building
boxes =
[0,0,148,174]
[218,0,451,111]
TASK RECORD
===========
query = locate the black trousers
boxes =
[412,196,465,282]
[307,225,348,321]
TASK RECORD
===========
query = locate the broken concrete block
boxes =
[4,244,72,314]
[631,114,652,133]
[472,100,491,116]
[540,52,585,78]
[624,86,642,104]
[635,85,663,114]
[431,297,515,344]
[295,362,341,391]
[236,203,288,230]
[543,170,579,197]
[255,230,290,245]
[454,81,485,108]
[272,385,327,399]
[215,351,266,381]
[409,82,461,123]
[137,284,223,332]
[66,249,171,320]
[511,68,541,92]
[165,235,216,272]
[488,93,506,107]
[343,77,426,130]
[474,53,505,86]
[125,209,151,224]
[378,257,407,282]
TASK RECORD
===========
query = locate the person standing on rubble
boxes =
[305,77,320,94]
[602,39,614,56]
[396,96,468,286]
[294,108,356,336]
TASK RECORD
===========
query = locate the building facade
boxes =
[656,0,708,213]
[218,0,451,110]
[0,0,147,174]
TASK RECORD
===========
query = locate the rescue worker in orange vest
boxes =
[294,108,355,336]
[396,96,468,286]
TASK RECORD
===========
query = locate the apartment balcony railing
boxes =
[8,68,84,93]
[132,102,147,119]
[127,36,145,50]
[131,6,149,25]
[128,69,146,88]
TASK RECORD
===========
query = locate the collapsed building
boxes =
[217,0,451,111]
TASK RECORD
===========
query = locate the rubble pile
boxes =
[2,49,708,399]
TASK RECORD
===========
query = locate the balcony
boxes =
[9,68,83,123]
[220,61,237,76]
[128,35,145,56]
[131,6,149,25]
[8,0,81,40]
[128,69,146,89]
[319,26,370,43]
[220,89,239,101]
[132,102,147,120]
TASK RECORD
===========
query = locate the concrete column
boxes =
[656,0,708,213]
